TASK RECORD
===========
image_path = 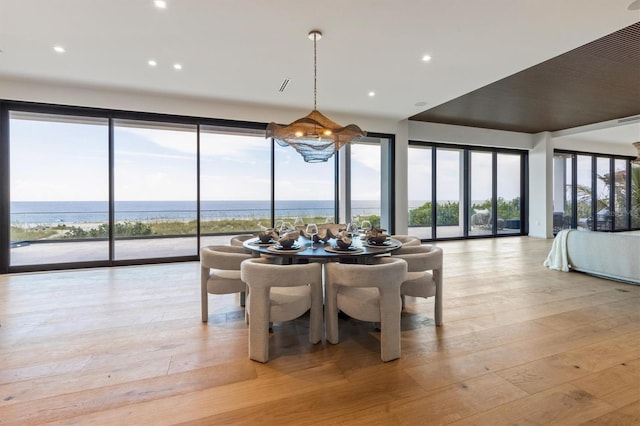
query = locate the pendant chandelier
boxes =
[633,141,640,164]
[266,30,366,163]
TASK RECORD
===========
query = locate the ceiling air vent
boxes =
[279,78,290,93]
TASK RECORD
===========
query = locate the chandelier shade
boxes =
[266,30,366,163]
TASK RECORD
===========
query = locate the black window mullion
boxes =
[0,102,9,274]
[196,123,201,252]
[431,146,437,240]
[108,117,115,263]
[591,156,597,231]
[270,138,275,227]
[491,151,498,236]
[462,149,470,237]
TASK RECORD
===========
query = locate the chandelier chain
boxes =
[313,33,317,110]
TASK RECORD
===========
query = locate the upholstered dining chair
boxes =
[325,257,408,362]
[229,234,253,247]
[390,235,421,246]
[240,258,323,363]
[200,245,252,322]
[392,245,443,325]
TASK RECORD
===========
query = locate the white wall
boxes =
[408,121,534,150]
[529,132,554,238]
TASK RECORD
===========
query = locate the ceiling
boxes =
[0,0,639,143]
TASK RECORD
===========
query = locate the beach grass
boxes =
[11,215,362,242]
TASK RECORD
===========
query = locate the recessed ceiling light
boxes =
[53,46,65,53]
[154,0,167,9]
[422,54,432,62]
[414,101,428,107]
[628,0,640,10]
[148,59,157,66]
[368,91,375,97]
[173,63,182,70]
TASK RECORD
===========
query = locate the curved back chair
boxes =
[230,234,253,247]
[200,245,252,322]
[390,235,421,246]
[240,258,323,363]
[392,245,443,326]
[325,257,408,362]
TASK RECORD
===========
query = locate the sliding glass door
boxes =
[274,141,335,226]
[9,111,109,266]
[408,142,526,240]
[200,126,271,246]
[1,100,395,273]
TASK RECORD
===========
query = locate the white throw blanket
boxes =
[543,229,571,272]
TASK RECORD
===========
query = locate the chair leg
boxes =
[308,281,323,344]
[325,282,339,345]
[434,270,443,326]
[248,287,270,363]
[240,291,246,307]
[201,272,209,323]
[379,289,402,362]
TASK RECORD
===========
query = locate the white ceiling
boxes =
[0,0,639,142]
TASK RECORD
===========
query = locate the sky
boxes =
[10,113,520,205]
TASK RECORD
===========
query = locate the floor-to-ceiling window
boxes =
[274,140,336,227]
[199,126,271,246]
[407,146,432,240]
[408,141,526,241]
[346,135,393,231]
[1,101,394,273]
[497,153,522,235]
[614,158,629,231]
[113,119,198,260]
[576,155,593,230]
[553,149,638,233]
[9,111,109,267]
[469,151,492,237]
[436,148,464,238]
[633,162,640,229]
[552,152,573,232]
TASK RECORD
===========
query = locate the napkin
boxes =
[255,229,277,242]
[278,231,300,248]
[334,231,353,248]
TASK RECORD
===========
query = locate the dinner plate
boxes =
[273,243,302,250]
[251,239,277,246]
[331,246,358,251]
[365,239,392,246]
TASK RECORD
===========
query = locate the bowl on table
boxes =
[367,235,389,245]
[335,237,352,249]
[278,236,297,249]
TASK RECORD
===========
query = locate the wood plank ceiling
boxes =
[410,21,640,134]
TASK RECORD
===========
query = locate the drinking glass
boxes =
[360,220,372,235]
[306,223,318,249]
[293,217,304,228]
[346,221,358,237]
[279,221,294,235]
[274,220,283,234]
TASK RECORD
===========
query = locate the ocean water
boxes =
[10,200,381,226]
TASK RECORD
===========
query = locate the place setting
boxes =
[362,227,400,249]
[266,230,306,253]
[324,230,364,254]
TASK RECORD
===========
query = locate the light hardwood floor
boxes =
[0,237,638,425]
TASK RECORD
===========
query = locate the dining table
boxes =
[242,234,402,264]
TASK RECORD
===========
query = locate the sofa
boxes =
[544,229,640,285]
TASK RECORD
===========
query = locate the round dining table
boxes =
[242,235,402,264]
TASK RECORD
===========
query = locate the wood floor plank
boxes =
[450,383,615,425]
[0,236,638,425]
